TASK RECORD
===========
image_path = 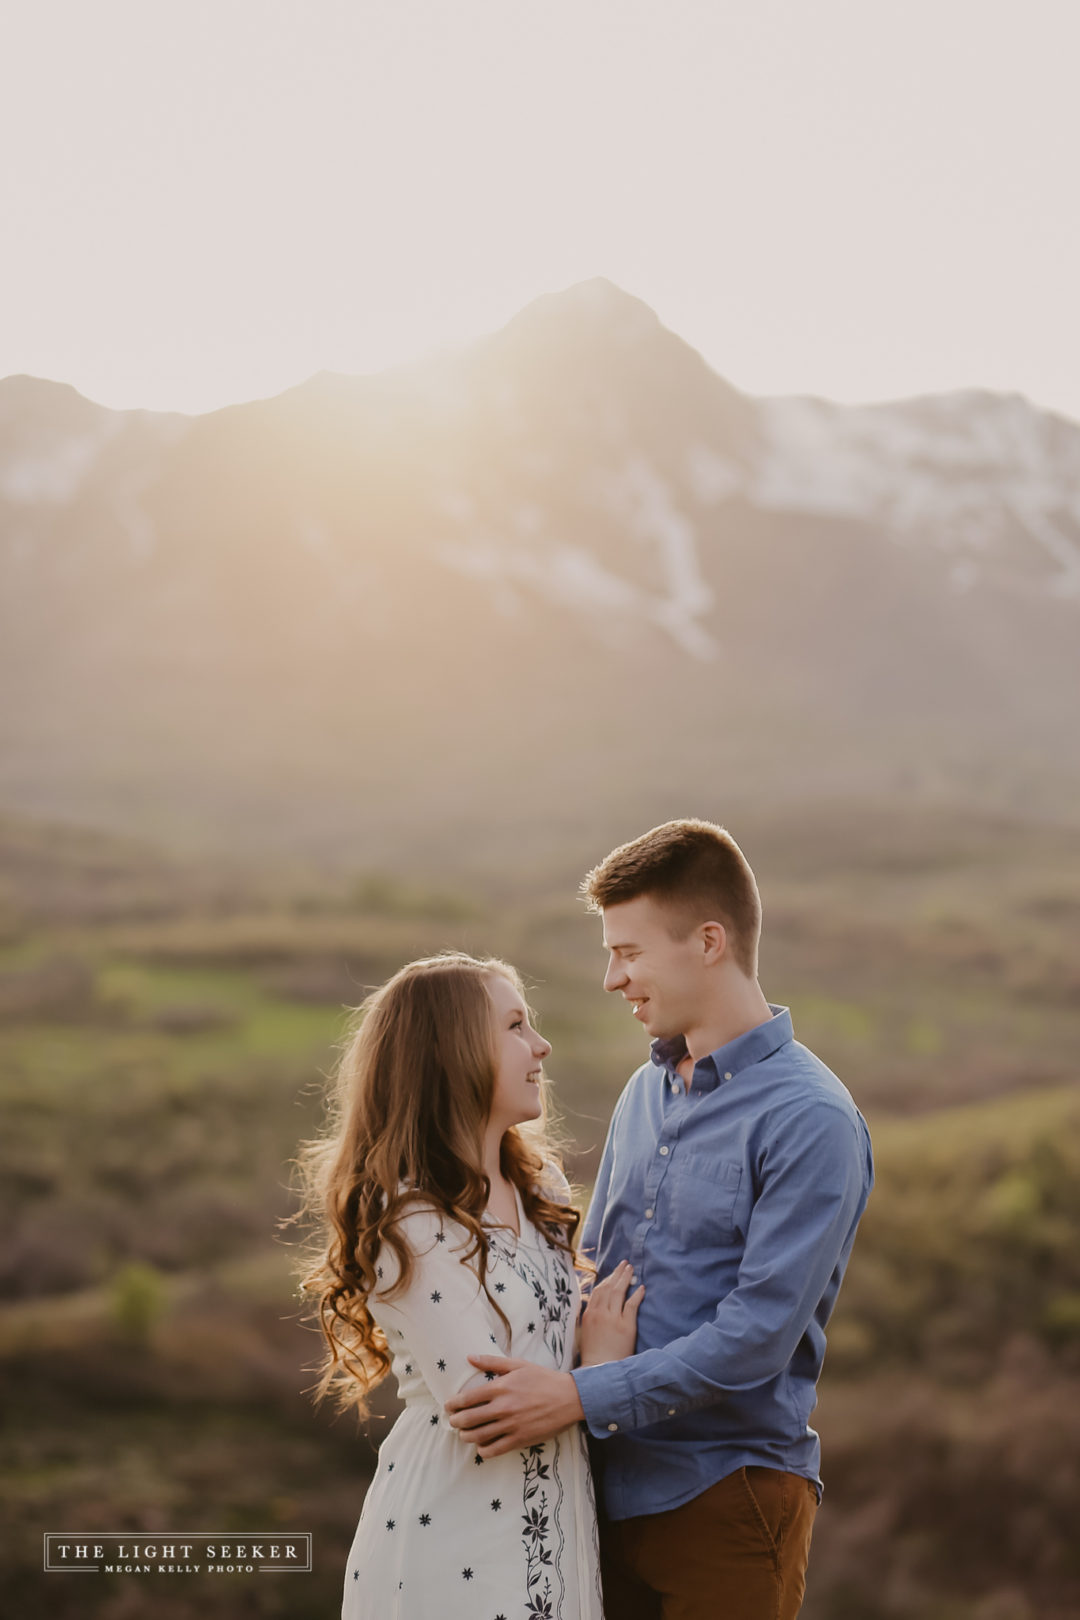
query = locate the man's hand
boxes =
[444,1357,585,1457]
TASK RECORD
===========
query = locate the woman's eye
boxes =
[511,1019,524,1030]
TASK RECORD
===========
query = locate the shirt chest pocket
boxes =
[664,1153,744,1244]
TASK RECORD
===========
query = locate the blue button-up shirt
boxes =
[571,1006,873,1520]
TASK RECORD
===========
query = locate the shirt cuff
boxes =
[571,1361,637,1439]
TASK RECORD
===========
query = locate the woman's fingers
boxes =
[584,1261,642,1316]
[585,1279,619,1312]
[590,1266,625,1302]
[588,1261,627,1287]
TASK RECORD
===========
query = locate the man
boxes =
[446,818,874,1620]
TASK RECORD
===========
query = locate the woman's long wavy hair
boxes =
[293,952,580,1417]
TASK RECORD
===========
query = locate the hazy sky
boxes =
[3,0,1078,419]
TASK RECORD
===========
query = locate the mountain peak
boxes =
[0,373,107,419]
[503,276,662,346]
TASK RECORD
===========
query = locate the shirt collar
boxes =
[650,1004,793,1091]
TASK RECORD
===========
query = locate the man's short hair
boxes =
[580,819,762,978]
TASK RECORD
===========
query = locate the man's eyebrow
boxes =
[602,940,638,953]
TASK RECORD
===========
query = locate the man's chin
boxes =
[631,1001,677,1040]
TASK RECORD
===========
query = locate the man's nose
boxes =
[603,956,627,993]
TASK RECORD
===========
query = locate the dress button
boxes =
[659,1145,669,1156]
[607,1423,618,1432]
[644,1208,654,1220]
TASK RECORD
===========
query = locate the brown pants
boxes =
[598,1467,818,1620]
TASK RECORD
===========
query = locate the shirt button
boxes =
[667,1408,676,1416]
[631,1275,638,1285]
[644,1208,654,1220]
[607,1423,618,1432]
[659,1146,669,1156]
[723,1071,732,1080]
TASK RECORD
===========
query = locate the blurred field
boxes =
[2,806,1079,1618]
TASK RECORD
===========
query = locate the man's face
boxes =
[600,894,709,1041]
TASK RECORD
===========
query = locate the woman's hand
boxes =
[578,1260,645,1367]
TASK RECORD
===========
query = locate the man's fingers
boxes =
[447,1396,508,1431]
[445,1355,527,1415]
[446,1410,485,1433]
[477,1436,516,1459]
[445,1385,494,1414]
[456,1419,512,1448]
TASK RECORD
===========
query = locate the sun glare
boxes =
[2,0,1079,419]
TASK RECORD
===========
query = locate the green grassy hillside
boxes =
[2,807,1078,1618]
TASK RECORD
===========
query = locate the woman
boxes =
[298,951,641,1620]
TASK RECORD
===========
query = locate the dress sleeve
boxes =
[536,1159,573,1208]
[372,1203,508,1404]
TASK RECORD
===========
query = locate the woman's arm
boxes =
[373,1204,507,1404]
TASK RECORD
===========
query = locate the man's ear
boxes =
[700,921,727,964]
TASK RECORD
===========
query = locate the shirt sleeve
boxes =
[571,1101,872,1437]
[372,1203,508,1405]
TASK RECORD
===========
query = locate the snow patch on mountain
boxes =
[0,413,123,504]
[594,453,716,656]
[754,398,883,518]
[439,532,645,620]
[1011,494,1080,597]
[749,392,1080,595]
[686,443,743,505]
[438,451,719,658]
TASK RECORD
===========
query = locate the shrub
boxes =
[108,1261,166,1344]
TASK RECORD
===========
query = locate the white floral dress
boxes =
[342,1171,602,1620]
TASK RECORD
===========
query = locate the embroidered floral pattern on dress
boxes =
[485,1228,574,1366]
[521,1443,554,1618]
[342,1172,597,1620]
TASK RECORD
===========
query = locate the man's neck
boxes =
[679,981,774,1071]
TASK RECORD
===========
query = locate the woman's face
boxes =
[485,971,551,1136]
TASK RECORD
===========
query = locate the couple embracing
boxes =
[301,818,874,1620]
